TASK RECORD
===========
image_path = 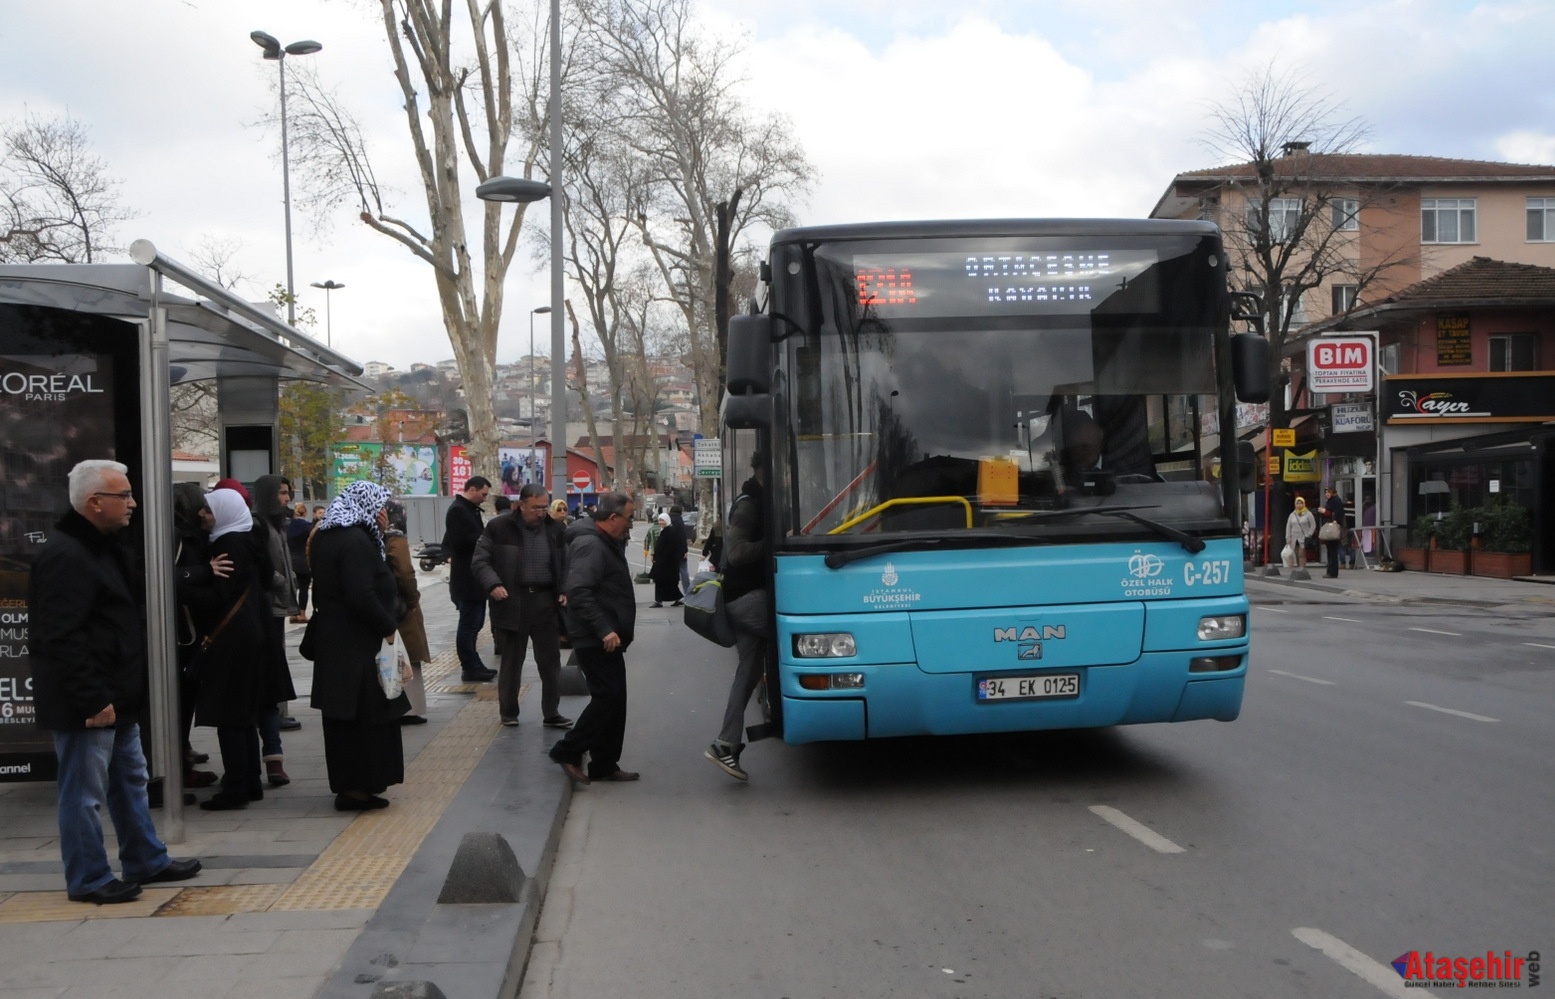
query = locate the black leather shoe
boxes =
[399,714,428,725]
[460,669,497,682]
[69,879,142,904]
[137,858,202,885]
[278,716,302,731]
[334,793,391,811]
[199,792,250,811]
[595,769,640,782]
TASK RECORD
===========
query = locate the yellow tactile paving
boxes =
[3,641,519,922]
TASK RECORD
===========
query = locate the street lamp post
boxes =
[310,279,344,346]
[251,30,322,326]
[530,305,552,440]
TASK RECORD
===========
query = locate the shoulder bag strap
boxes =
[198,589,250,653]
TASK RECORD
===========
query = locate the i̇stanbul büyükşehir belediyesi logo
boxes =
[1392,949,1541,989]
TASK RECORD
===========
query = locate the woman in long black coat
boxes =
[306,481,409,811]
[649,512,687,606]
[194,488,271,810]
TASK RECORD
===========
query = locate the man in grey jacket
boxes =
[472,483,571,728]
[547,491,638,784]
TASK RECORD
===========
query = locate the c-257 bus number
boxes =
[1183,559,1232,586]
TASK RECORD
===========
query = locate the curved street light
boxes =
[251,30,323,325]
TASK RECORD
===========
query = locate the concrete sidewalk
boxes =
[1245,557,1555,608]
[0,568,577,999]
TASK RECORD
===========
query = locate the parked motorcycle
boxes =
[415,542,450,572]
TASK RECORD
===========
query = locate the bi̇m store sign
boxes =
[1384,373,1555,424]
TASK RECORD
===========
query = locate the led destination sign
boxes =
[852,248,1160,318]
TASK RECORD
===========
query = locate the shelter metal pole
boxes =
[140,276,184,840]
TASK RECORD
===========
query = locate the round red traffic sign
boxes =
[572,472,592,492]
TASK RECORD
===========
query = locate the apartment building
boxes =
[1153,153,1555,570]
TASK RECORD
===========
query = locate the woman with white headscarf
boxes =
[193,488,271,810]
[305,482,409,811]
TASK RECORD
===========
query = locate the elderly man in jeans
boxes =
[29,460,201,904]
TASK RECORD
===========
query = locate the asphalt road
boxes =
[518,590,1554,999]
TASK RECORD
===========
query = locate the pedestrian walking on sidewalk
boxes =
[445,476,496,682]
[1285,496,1316,571]
[30,460,201,903]
[308,481,410,811]
[549,492,640,784]
[383,500,431,725]
[473,483,572,729]
[1320,487,1347,579]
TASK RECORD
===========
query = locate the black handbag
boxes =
[683,571,737,647]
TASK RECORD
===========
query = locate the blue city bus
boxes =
[721,219,1270,744]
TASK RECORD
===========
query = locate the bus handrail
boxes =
[828,496,974,535]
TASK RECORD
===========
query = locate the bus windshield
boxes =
[776,231,1234,543]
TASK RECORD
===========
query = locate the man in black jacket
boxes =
[30,460,201,904]
[548,491,638,784]
[472,483,571,728]
[444,476,496,682]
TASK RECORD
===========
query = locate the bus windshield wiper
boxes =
[821,531,1047,569]
[1001,505,1205,554]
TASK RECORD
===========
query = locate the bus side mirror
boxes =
[727,314,772,395]
[1231,333,1270,404]
[723,390,771,429]
[1236,440,1257,494]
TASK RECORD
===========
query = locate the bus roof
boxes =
[767,217,1220,248]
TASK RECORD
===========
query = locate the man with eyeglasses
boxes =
[471,483,571,728]
[29,460,202,903]
[547,491,639,784]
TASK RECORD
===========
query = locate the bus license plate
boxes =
[977,674,1079,701]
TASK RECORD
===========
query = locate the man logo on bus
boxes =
[995,624,1067,661]
[1129,553,1165,578]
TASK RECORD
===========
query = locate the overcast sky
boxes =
[3,0,1551,371]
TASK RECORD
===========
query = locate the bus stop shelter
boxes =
[0,239,365,839]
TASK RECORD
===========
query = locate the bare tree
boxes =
[0,113,133,263]
[280,1,561,481]
[577,0,810,456]
[1201,67,1411,424]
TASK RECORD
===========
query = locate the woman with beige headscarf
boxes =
[1285,496,1317,569]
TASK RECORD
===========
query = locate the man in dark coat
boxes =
[29,460,201,904]
[548,491,638,784]
[472,483,571,728]
[443,476,496,682]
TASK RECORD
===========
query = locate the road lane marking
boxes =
[1405,701,1499,723]
[1523,642,1555,650]
[1257,606,1289,612]
[1268,669,1336,685]
[1292,927,1419,997]
[1088,806,1185,854]
[1322,615,1364,623]
[1408,627,1462,636]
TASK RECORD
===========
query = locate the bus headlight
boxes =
[794,633,857,658]
[1197,615,1246,641]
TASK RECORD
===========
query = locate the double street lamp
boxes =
[250,30,322,326]
[310,279,344,345]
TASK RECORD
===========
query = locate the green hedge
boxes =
[1413,501,1530,552]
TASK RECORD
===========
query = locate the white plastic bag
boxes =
[376,636,405,699]
[1280,543,1296,568]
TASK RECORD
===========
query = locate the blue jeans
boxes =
[453,596,488,673]
[259,703,282,759]
[53,724,171,896]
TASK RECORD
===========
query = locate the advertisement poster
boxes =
[498,446,548,496]
[331,443,440,496]
[0,347,124,782]
[449,445,471,495]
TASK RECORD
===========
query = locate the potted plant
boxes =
[1427,507,1471,574]
[1469,501,1533,578]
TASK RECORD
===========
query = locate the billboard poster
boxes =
[1,307,142,782]
[449,445,471,495]
[331,443,441,496]
[498,446,548,496]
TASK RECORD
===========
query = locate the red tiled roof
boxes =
[1172,153,1555,184]
[1378,256,1555,305]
